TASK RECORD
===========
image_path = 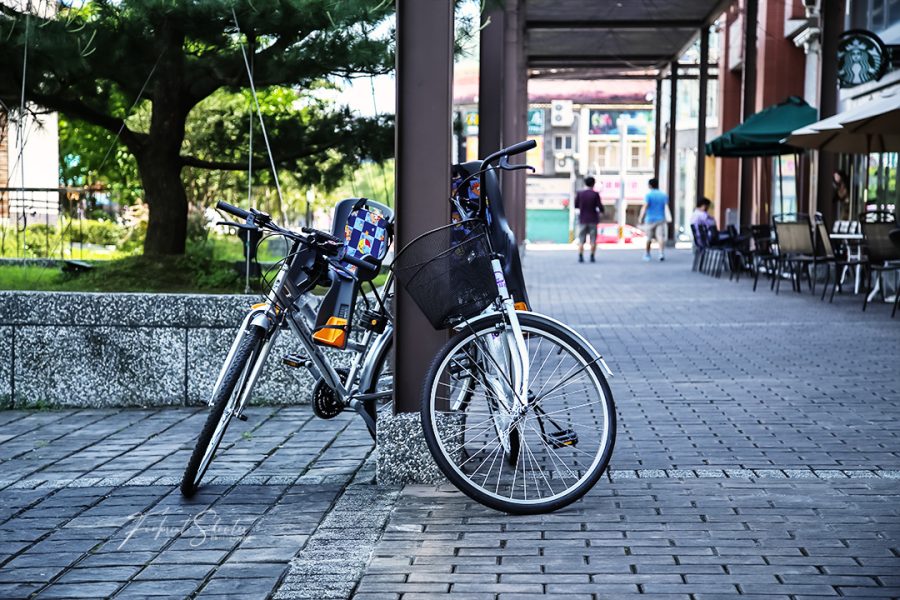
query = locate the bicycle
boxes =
[180,197,396,497]
[394,140,617,514]
[182,141,616,514]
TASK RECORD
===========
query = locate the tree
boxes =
[0,0,393,255]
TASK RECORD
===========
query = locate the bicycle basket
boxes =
[392,220,497,330]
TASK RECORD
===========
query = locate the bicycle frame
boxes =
[208,237,395,430]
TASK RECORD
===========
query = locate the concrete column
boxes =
[739,0,758,227]
[502,0,527,242]
[393,0,453,413]
[667,63,678,241]
[697,26,710,207]
[479,7,504,159]
[816,0,844,227]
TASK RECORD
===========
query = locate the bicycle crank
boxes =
[312,368,348,420]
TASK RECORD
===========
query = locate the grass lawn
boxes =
[0,254,389,295]
[0,257,244,294]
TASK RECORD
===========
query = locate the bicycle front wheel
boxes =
[181,326,265,497]
[421,312,615,514]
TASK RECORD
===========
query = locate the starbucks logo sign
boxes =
[837,30,889,88]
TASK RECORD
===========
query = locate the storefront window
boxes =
[849,0,900,32]
[771,156,797,219]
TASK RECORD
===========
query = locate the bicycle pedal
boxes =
[547,429,578,449]
[235,414,248,422]
[282,354,309,368]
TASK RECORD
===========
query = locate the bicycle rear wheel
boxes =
[181,326,264,497]
[421,312,615,514]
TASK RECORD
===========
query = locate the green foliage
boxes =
[0,0,395,255]
[59,117,143,205]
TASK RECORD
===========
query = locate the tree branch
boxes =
[26,91,146,150]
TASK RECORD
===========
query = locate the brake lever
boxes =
[217,221,259,231]
[499,155,536,173]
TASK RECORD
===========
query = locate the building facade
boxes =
[454,64,655,242]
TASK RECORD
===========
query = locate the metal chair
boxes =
[750,224,778,292]
[859,211,900,313]
[817,222,868,303]
[772,220,816,294]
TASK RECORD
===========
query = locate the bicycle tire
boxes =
[181,326,265,497]
[421,312,615,514]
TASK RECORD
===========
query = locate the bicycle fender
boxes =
[249,308,277,333]
[459,310,613,377]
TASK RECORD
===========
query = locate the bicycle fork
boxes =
[483,258,531,453]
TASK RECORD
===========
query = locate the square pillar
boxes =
[501,0,527,242]
[739,0,758,227]
[697,26,710,207]
[392,0,453,414]
[479,7,504,159]
[816,0,844,227]
[667,62,678,242]
[379,0,455,485]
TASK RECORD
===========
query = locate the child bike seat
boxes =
[313,198,394,349]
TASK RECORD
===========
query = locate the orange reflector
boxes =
[312,317,348,348]
[514,301,529,311]
[251,302,267,309]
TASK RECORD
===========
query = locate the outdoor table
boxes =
[829,232,864,294]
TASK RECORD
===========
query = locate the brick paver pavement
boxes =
[0,247,898,598]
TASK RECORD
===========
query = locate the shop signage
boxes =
[527,108,544,135]
[588,109,652,135]
[464,111,479,136]
[837,30,890,88]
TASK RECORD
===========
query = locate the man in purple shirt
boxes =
[574,176,604,263]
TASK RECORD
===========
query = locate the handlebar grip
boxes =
[339,249,378,273]
[504,139,537,156]
[216,201,251,220]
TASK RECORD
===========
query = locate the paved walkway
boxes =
[0,248,898,598]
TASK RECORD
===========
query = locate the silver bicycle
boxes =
[395,140,617,514]
[180,198,395,497]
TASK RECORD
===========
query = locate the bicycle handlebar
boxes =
[216,200,251,221]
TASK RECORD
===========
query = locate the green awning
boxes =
[706,96,818,157]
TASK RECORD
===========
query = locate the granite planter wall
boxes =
[0,291,323,409]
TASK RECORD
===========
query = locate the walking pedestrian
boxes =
[574,176,604,263]
[639,178,669,262]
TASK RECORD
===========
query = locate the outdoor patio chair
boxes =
[817,222,868,303]
[750,224,778,292]
[726,225,754,282]
[690,223,708,272]
[772,220,816,294]
[699,224,729,277]
[859,213,900,313]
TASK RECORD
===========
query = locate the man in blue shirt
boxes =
[638,178,669,262]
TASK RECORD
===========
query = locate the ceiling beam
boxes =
[526,19,703,30]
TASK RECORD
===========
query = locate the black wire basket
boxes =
[392,220,497,330]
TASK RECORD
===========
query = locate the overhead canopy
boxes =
[706,96,818,157]
[525,0,728,79]
[786,92,900,153]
